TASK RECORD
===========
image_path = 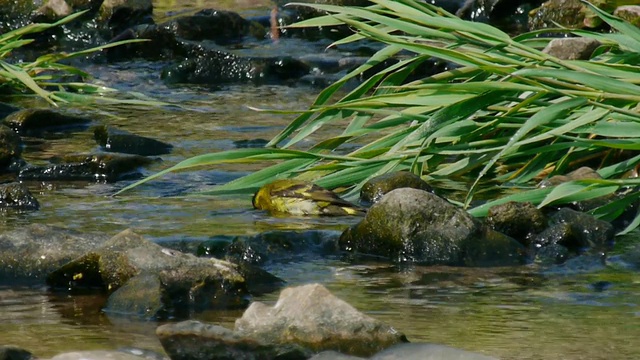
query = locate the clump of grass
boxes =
[0,11,161,107]
[118,0,640,235]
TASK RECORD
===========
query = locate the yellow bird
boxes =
[252,179,365,216]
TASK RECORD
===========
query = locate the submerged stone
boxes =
[94,125,173,156]
[49,350,159,360]
[0,125,22,169]
[161,50,310,86]
[209,230,341,266]
[47,229,253,318]
[3,109,92,136]
[340,188,480,264]
[18,153,154,182]
[308,351,364,360]
[0,182,39,211]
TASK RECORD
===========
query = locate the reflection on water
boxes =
[2,265,639,359]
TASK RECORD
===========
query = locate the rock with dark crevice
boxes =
[0,224,110,283]
[3,109,92,136]
[234,283,407,356]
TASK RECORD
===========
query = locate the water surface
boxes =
[1,1,639,359]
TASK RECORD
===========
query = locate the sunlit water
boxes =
[1,1,639,359]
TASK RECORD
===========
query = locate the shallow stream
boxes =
[1,1,639,359]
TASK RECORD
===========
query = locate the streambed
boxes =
[1,1,640,359]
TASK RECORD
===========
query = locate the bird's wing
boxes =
[273,182,355,207]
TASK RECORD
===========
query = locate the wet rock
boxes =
[539,166,601,187]
[94,125,173,156]
[3,109,91,136]
[18,153,154,182]
[0,182,39,211]
[161,50,310,86]
[535,243,570,265]
[536,208,614,252]
[201,230,340,266]
[370,343,498,360]
[538,166,610,211]
[156,320,313,360]
[0,345,33,360]
[160,9,258,43]
[340,188,480,264]
[464,227,525,267]
[105,273,164,319]
[0,103,19,119]
[457,0,542,32]
[273,0,368,40]
[360,171,433,205]
[49,350,156,360]
[0,125,22,168]
[233,138,268,148]
[0,224,110,282]
[614,5,640,26]
[106,10,264,61]
[543,253,606,275]
[234,283,407,356]
[485,201,547,246]
[543,38,601,60]
[0,1,36,34]
[612,241,640,269]
[106,24,183,61]
[97,0,154,36]
[33,0,73,22]
[47,229,252,316]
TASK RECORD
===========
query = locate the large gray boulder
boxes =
[340,188,481,264]
[47,229,261,318]
[235,283,406,356]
